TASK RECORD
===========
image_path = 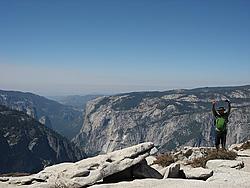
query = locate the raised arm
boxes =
[212,100,219,117]
[225,99,231,115]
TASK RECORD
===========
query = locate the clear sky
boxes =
[0,0,249,96]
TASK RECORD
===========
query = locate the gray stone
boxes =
[89,178,250,188]
[238,156,250,172]
[145,156,157,166]
[237,149,250,157]
[174,151,185,161]
[0,142,154,188]
[132,160,163,179]
[183,167,213,180]
[207,169,250,185]
[0,106,85,174]
[188,147,214,161]
[102,166,133,183]
[229,140,250,151]
[2,178,250,188]
[103,159,163,183]
[183,147,193,158]
[206,159,244,171]
[73,86,250,155]
[39,116,52,128]
[159,167,168,176]
[150,147,158,155]
[150,164,167,176]
[163,163,180,178]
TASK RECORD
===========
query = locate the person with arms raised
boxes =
[212,99,231,150]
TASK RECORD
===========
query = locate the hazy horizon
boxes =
[1,1,249,96]
[1,83,249,98]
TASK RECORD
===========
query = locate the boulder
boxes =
[207,169,250,185]
[206,159,244,171]
[183,167,213,180]
[205,146,250,186]
[151,164,167,176]
[159,167,168,176]
[132,160,163,179]
[174,151,186,161]
[237,149,250,157]
[150,147,158,155]
[145,156,157,166]
[183,147,193,158]
[102,166,134,183]
[103,159,163,183]
[163,163,180,178]
[0,142,154,188]
[229,143,243,151]
[188,147,214,161]
[238,156,250,173]
[229,140,250,151]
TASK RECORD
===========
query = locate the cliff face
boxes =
[0,90,83,139]
[73,85,250,155]
[0,105,85,174]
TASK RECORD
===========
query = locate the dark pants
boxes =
[215,131,227,149]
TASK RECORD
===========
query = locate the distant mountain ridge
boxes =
[0,105,85,174]
[73,85,250,155]
[49,95,102,111]
[0,90,83,139]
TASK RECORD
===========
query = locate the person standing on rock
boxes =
[212,99,231,150]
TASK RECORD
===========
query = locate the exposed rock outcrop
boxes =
[0,105,85,174]
[0,90,83,139]
[103,159,163,183]
[0,142,154,188]
[206,159,244,171]
[89,178,250,188]
[183,167,213,180]
[206,156,250,185]
[39,116,52,129]
[1,141,250,188]
[229,140,250,152]
[163,163,180,178]
[73,85,250,155]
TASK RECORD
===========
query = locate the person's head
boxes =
[218,107,225,115]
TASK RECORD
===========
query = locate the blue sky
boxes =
[0,0,249,95]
